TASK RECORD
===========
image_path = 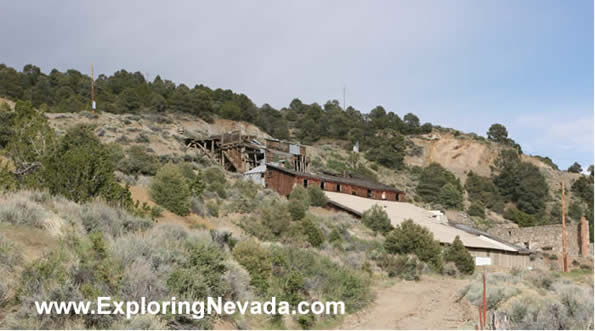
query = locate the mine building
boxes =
[184,131,308,173]
[263,164,406,201]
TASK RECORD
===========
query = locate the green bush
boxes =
[443,236,475,274]
[204,167,226,185]
[0,234,22,270]
[301,216,324,248]
[493,151,548,216]
[438,183,464,209]
[239,199,292,240]
[79,201,152,237]
[206,200,219,217]
[289,186,311,206]
[384,219,442,270]
[379,254,424,280]
[468,202,486,218]
[42,125,119,203]
[361,205,393,234]
[0,161,17,192]
[268,246,372,313]
[465,172,503,211]
[503,206,537,227]
[118,145,159,176]
[166,242,227,299]
[288,198,307,221]
[416,163,463,206]
[307,186,328,207]
[232,240,272,295]
[203,167,227,198]
[150,163,191,216]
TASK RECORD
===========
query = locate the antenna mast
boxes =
[561,182,568,272]
[91,62,95,113]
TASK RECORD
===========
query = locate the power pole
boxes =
[561,182,568,272]
[91,62,95,113]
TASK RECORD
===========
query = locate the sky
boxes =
[0,0,593,169]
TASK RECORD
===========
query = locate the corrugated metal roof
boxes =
[325,191,520,253]
[243,164,267,175]
[266,164,403,193]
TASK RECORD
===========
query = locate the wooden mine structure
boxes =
[184,131,308,173]
[265,164,406,201]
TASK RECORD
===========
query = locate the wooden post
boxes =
[561,183,568,272]
[221,134,225,167]
[482,270,487,327]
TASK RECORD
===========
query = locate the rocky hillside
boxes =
[0,96,587,229]
[406,131,580,190]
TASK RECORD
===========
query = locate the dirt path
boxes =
[339,276,474,330]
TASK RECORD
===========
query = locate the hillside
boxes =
[0,68,593,330]
[1,91,590,231]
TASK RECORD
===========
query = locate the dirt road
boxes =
[339,276,474,330]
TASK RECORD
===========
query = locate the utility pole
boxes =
[91,62,95,113]
[561,182,568,272]
[343,86,346,110]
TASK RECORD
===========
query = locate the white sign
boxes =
[475,256,492,266]
[92,101,96,110]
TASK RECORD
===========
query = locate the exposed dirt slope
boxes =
[406,132,581,198]
[0,97,15,109]
[407,132,502,180]
[339,276,475,330]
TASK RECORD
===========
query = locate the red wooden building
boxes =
[265,164,406,201]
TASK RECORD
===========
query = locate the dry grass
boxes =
[460,269,594,329]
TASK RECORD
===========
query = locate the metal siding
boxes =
[289,144,300,155]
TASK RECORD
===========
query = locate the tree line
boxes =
[0,63,432,170]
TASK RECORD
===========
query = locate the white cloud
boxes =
[511,111,593,168]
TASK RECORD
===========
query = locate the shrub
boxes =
[259,200,290,236]
[384,219,442,270]
[288,198,307,221]
[307,186,328,207]
[118,145,159,176]
[289,185,311,207]
[443,236,475,274]
[0,197,48,228]
[416,163,463,205]
[189,168,206,198]
[135,133,150,143]
[438,183,464,209]
[0,234,22,269]
[204,167,226,186]
[190,197,205,216]
[361,205,393,234]
[442,261,459,277]
[468,202,485,218]
[301,216,324,248]
[232,240,272,294]
[42,125,119,203]
[166,242,228,299]
[206,200,219,217]
[465,172,503,211]
[493,151,548,216]
[79,201,152,237]
[379,254,424,280]
[268,246,372,313]
[503,206,537,227]
[150,163,191,216]
[0,161,17,192]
